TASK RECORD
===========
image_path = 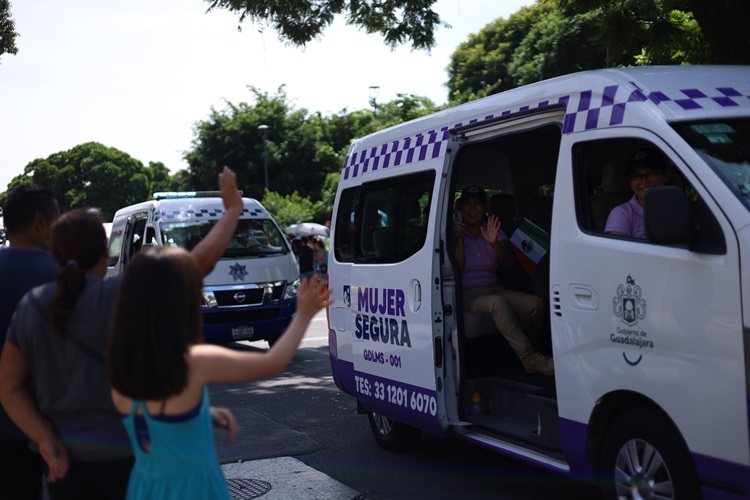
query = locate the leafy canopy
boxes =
[0,0,19,62]
[205,0,448,50]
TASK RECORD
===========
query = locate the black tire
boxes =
[599,407,700,499]
[367,412,421,452]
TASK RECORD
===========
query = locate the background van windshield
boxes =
[161,219,288,258]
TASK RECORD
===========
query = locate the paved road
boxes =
[210,311,599,499]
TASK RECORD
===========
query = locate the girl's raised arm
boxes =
[191,166,243,277]
[191,275,332,383]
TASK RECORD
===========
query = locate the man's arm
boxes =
[190,167,243,276]
[0,341,68,481]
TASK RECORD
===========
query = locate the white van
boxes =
[327,66,750,497]
[107,192,299,345]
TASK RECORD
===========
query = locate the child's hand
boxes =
[218,166,242,213]
[296,274,332,320]
[210,406,238,442]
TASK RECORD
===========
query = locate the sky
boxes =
[0,0,531,191]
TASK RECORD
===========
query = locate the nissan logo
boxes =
[233,292,247,303]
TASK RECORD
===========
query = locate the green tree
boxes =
[185,86,336,201]
[0,0,19,62]
[261,190,315,229]
[205,0,447,50]
[507,5,608,86]
[371,93,439,129]
[4,143,155,220]
[560,0,735,64]
[447,5,546,104]
[447,0,721,105]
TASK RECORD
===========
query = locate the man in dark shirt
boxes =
[0,184,59,499]
[298,235,315,281]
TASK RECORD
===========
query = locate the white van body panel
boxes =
[329,66,750,495]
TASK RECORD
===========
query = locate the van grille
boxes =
[210,283,285,307]
[215,289,265,306]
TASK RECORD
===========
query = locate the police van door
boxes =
[342,167,443,435]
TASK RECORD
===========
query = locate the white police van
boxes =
[327,66,750,498]
[107,191,299,345]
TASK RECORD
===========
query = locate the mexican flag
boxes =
[510,220,550,275]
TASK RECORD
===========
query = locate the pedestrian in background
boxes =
[107,248,331,499]
[313,237,328,279]
[298,235,315,281]
[0,184,59,500]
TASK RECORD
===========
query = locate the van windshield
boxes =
[161,219,288,258]
[673,118,750,209]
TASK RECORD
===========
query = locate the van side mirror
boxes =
[644,186,690,246]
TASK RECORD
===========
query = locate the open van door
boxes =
[331,167,444,440]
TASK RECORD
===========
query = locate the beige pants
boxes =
[462,285,544,358]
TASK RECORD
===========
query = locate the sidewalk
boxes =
[222,457,361,500]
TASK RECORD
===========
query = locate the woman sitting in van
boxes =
[453,186,553,376]
[605,148,670,238]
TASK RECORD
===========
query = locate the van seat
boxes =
[590,162,632,232]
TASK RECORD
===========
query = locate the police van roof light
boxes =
[153,190,243,200]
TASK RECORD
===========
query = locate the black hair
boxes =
[49,208,107,335]
[2,184,59,234]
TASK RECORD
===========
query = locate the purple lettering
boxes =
[395,290,405,317]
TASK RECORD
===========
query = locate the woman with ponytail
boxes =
[0,207,133,499]
[0,167,244,499]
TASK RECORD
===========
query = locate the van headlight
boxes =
[283,279,300,300]
[202,291,218,308]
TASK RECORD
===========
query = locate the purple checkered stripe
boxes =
[342,84,750,179]
[156,207,263,221]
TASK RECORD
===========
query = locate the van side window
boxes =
[334,171,435,264]
[107,229,124,267]
[574,138,726,253]
[127,217,148,260]
[333,189,359,263]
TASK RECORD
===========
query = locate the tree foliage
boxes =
[184,86,337,201]
[447,0,726,105]
[184,87,437,224]
[205,0,447,50]
[560,0,713,66]
[0,0,19,63]
[260,190,316,229]
[2,143,161,220]
[448,3,607,104]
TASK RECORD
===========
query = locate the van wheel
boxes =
[367,412,421,452]
[599,408,700,499]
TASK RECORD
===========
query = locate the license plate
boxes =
[232,326,254,339]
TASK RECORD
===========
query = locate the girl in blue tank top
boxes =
[107,247,331,500]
